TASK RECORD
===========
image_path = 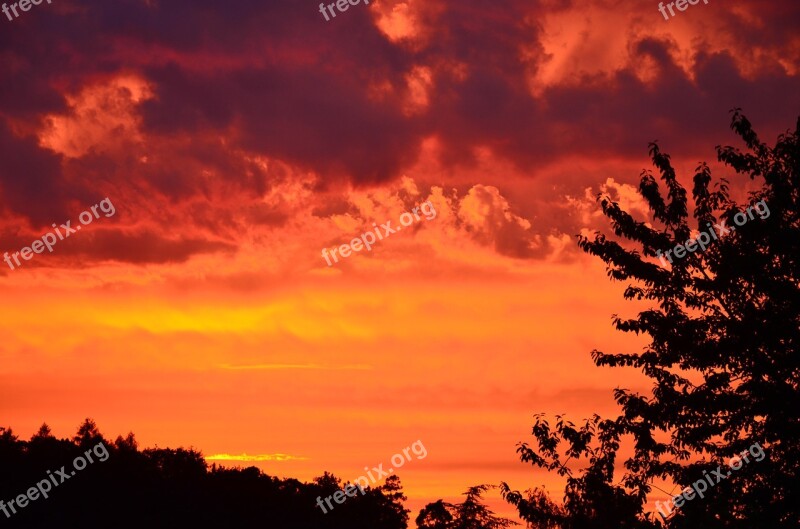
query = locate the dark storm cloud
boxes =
[0,228,235,267]
[0,0,798,235]
[0,121,69,224]
[416,0,800,169]
[81,229,236,264]
[139,63,422,184]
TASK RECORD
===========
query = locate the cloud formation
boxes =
[0,0,797,268]
[206,453,310,462]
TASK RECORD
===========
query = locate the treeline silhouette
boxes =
[1,419,515,528]
[0,419,411,529]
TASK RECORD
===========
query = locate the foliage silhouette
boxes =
[417,485,518,529]
[502,110,800,528]
[0,419,410,528]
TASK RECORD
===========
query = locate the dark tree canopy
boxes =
[502,111,800,529]
[0,420,410,529]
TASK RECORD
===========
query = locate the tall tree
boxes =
[503,110,800,528]
[417,485,518,529]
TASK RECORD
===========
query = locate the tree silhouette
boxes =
[31,423,52,440]
[502,110,800,528]
[0,420,411,528]
[417,485,518,529]
[73,418,103,447]
[417,499,455,528]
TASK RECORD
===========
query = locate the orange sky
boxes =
[1,0,798,520]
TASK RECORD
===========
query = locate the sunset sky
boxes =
[1,0,799,520]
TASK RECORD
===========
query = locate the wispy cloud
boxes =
[206,453,310,462]
[218,363,372,370]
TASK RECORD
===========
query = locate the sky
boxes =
[1,0,799,521]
